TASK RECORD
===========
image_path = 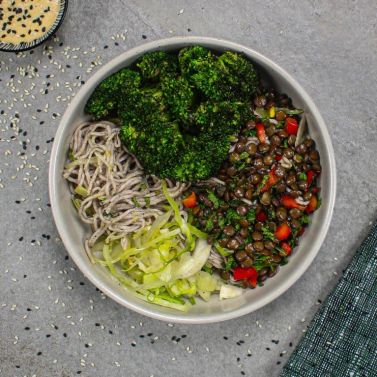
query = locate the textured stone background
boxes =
[1,1,377,376]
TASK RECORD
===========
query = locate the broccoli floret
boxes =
[161,75,195,125]
[190,51,259,101]
[85,69,141,119]
[121,121,184,177]
[194,100,252,137]
[118,86,167,127]
[178,46,213,77]
[85,46,261,182]
[136,51,178,82]
[217,51,259,99]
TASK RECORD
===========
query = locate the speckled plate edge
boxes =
[0,0,68,53]
[49,37,337,324]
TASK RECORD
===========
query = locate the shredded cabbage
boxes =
[91,180,244,311]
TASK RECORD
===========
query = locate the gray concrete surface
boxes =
[1,1,377,376]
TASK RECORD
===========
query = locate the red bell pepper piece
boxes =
[307,170,315,186]
[182,192,197,208]
[275,223,291,241]
[284,117,299,135]
[281,195,306,211]
[256,123,267,143]
[311,187,321,194]
[281,242,292,256]
[233,267,258,287]
[256,210,267,222]
[233,267,257,280]
[275,154,282,161]
[261,168,279,192]
[306,195,318,213]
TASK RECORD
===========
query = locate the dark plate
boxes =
[0,0,68,53]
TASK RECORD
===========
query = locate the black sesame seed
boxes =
[289,342,293,347]
[223,336,228,340]
[37,351,42,356]
[95,323,100,326]
[104,45,108,49]
[19,236,24,241]
[85,343,89,348]
[109,330,113,335]
[63,333,67,337]
[266,347,271,351]
[142,35,147,39]
[25,327,30,330]
[46,334,51,337]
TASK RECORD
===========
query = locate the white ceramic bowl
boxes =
[49,37,336,324]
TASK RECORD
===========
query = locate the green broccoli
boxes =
[216,51,259,99]
[161,75,195,125]
[85,46,260,182]
[85,68,141,119]
[178,46,213,77]
[194,100,252,137]
[136,51,178,82]
[191,51,259,101]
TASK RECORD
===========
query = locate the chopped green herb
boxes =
[300,214,310,225]
[246,208,256,223]
[262,226,275,241]
[268,208,276,219]
[283,139,289,148]
[239,151,249,160]
[187,296,196,305]
[226,208,242,223]
[317,197,322,209]
[246,129,257,137]
[132,197,141,208]
[202,264,213,275]
[68,149,75,161]
[224,256,237,271]
[144,196,151,207]
[207,191,220,209]
[298,172,307,181]
[205,218,214,232]
[218,216,226,229]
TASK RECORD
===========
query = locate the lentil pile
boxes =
[187,90,321,288]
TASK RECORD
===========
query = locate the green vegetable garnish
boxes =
[132,197,141,208]
[224,256,237,272]
[262,226,275,241]
[298,172,307,181]
[246,209,256,223]
[207,191,220,209]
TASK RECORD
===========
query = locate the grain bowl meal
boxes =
[63,46,322,311]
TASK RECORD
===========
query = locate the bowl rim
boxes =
[0,0,69,53]
[49,36,337,324]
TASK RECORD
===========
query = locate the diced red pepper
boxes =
[281,242,292,256]
[275,154,282,161]
[284,117,299,135]
[233,267,258,282]
[182,192,197,208]
[275,223,291,241]
[249,272,258,288]
[261,168,279,192]
[307,170,315,186]
[256,210,267,222]
[281,195,306,211]
[256,123,267,143]
[306,195,318,213]
[312,187,321,194]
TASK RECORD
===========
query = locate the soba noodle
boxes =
[63,121,189,255]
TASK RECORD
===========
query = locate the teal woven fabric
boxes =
[281,221,377,377]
